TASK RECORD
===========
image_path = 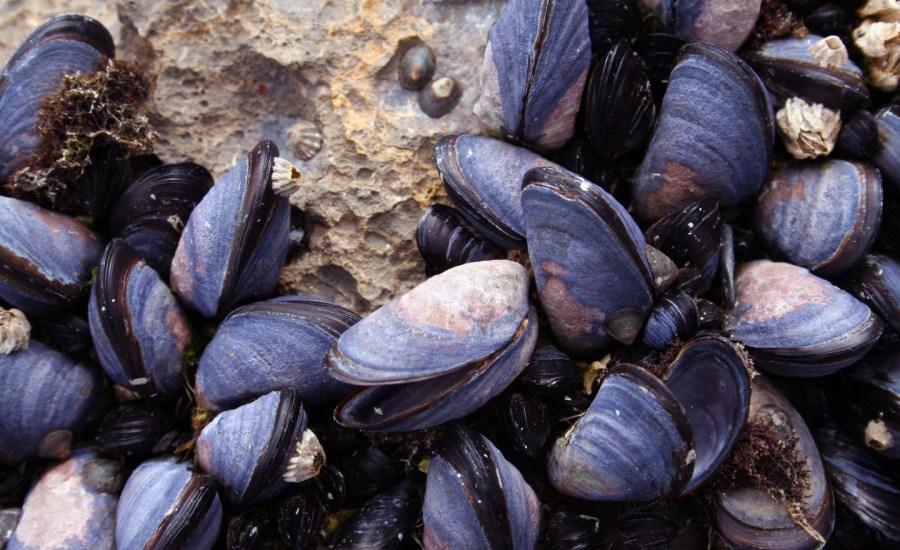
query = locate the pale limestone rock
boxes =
[1,0,503,314]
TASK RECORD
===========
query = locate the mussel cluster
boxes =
[2,2,900,549]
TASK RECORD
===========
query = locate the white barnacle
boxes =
[283,429,326,483]
[0,307,30,355]
[807,36,849,68]
[775,98,842,160]
[271,157,303,197]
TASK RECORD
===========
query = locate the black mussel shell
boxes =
[501,392,551,459]
[543,503,603,550]
[839,343,900,460]
[804,4,853,38]
[94,401,172,458]
[34,314,92,358]
[641,288,699,350]
[0,14,114,182]
[474,0,591,151]
[423,425,540,549]
[587,0,641,55]
[744,34,870,110]
[415,204,504,277]
[108,162,213,280]
[619,499,707,549]
[227,507,279,550]
[846,253,900,332]
[582,40,656,161]
[522,166,655,356]
[645,197,722,292]
[330,480,420,550]
[754,160,883,277]
[634,32,684,101]
[277,492,324,549]
[515,341,583,398]
[872,104,900,190]
[632,41,774,221]
[340,447,396,505]
[836,110,880,159]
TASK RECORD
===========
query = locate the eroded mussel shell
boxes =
[744,34,869,110]
[726,260,883,376]
[116,457,222,550]
[107,162,213,280]
[7,450,116,550]
[88,239,195,397]
[170,140,293,318]
[0,342,104,465]
[0,14,114,182]
[0,196,105,317]
[522,166,655,357]
[755,160,883,277]
[632,41,774,221]
[713,375,835,550]
[435,134,556,250]
[195,296,360,412]
[424,425,541,549]
[196,390,324,508]
[474,0,591,150]
[415,204,504,277]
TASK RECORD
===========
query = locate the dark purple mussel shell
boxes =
[195,295,360,412]
[726,260,883,376]
[0,14,114,182]
[839,343,900,460]
[116,457,223,550]
[94,401,171,458]
[619,499,708,549]
[744,34,869,110]
[276,491,324,549]
[522,166,655,357]
[548,334,750,500]
[816,423,900,547]
[582,40,655,161]
[846,253,900,332]
[328,260,536,431]
[837,110,880,159]
[755,160,883,277]
[641,288,699,350]
[632,41,774,222]
[542,503,603,550]
[646,0,762,51]
[872,104,900,189]
[107,162,213,280]
[330,480,419,550]
[515,340,583,398]
[474,0,590,151]
[196,390,323,508]
[713,375,835,550]
[634,32,684,101]
[645,197,722,293]
[415,204,504,277]
[434,134,556,250]
[7,450,117,550]
[0,196,105,317]
[170,140,292,318]
[423,425,541,549]
[88,239,195,397]
[500,392,551,459]
[587,0,641,55]
[0,341,104,466]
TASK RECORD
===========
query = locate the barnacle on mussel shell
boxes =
[88,239,195,397]
[195,296,359,412]
[0,14,114,183]
[474,0,591,150]
[7,449,117,550]
[632,41,774,221]
[0,196,105,317]
[328,260,537,431]
[726,260,883,376]
[170,140,300,318]
[423,425,541,549]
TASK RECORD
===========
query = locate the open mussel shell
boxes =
[195,295,360,412]
[474,0,590,151]
[744,34,869,111]
[88,239,195,397]
[196,390,321,508]
[0,341,104,466]
[726,260,883,376]
[7,449,117,550]
[632,41,774,222]
[0,196,105,317]
[549,334,750,500]
[846,253,900,332]
[755,160,883,277]
[0,14,114,182]
[424,425,541,549]
[170,139,290,318]
[116,457,223,550]
[582,40,656,161]
[107,162,213,280]
[415,204,504,276]
[522,166,655,356]
[434,134,556,250]
[333,306,537,431]
[645,197,722,293]
[713,375,835,550]
[327,260,529,385]
[816,423,900,545]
